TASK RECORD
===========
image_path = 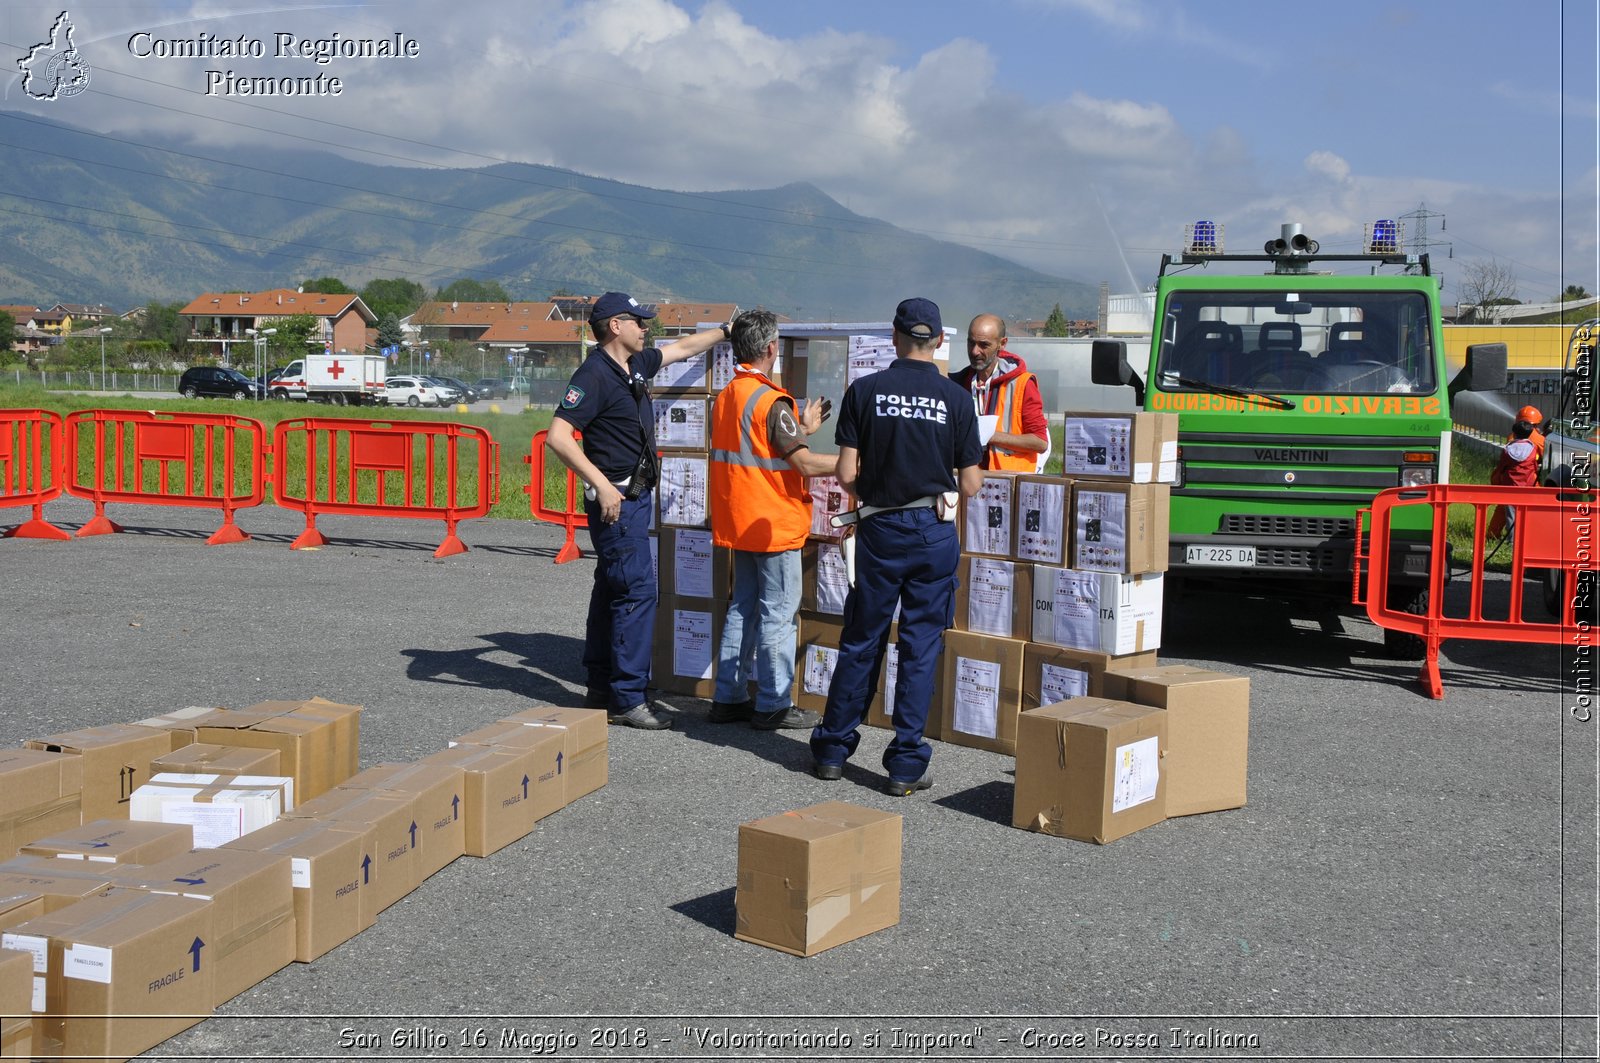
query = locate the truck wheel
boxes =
[1381,584,1428,660]
[271,388,289,401]
[331,392,347,407]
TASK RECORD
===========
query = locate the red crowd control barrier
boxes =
[64,409,268,545]
[0,408,70,540]
[273,417,498,557]
[524,429,586,564]
[1355,484,1598,698]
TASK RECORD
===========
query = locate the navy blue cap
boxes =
[893,297,941,339]
[591,291,656,322]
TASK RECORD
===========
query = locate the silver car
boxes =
[384,375,444,407]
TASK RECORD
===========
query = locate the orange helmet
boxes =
[1517,405,1544,426]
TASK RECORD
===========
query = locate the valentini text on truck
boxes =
[1092,221,1507,656]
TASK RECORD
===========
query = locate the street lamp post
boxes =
[246,327,277,400]
[476,346,486,380]
[97,327,112,392]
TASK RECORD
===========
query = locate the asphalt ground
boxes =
[0,494,1594,1063]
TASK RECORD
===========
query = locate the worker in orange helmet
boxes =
[1515,404,1549,462]
[1487,415,1541,539]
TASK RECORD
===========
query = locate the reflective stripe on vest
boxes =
[708,373,811,551]
[982,371,1037,472]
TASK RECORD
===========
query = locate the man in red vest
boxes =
[1488,415,1542,539]
[708,309,839,729]
[950,314,1049,470]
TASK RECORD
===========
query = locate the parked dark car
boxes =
[178,366,265,400]
[473,377,512,400]
[435,376,478,403]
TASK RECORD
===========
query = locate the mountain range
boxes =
[0,109,1098,326]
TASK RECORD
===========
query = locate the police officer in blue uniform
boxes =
[810,298,983,793]
[548,292,730,729]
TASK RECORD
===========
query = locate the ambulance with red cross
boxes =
[267,352,388,406]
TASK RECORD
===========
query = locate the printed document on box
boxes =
[952,656,1002,739]
[1112,735,1160,812]
[1016,479,1067,564]
[966,558,1015,636]
[803,643,839,696]
[1063,416,1131,477]
[1075,489,1129,572]
[673,528,714,598]
[815,543,850,614]
[659,457,709,526]
[1039,663,1088,704]
[672,609,714,679]
[1046,567,1101,650]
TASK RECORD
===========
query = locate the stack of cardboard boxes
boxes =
[0,698,610,1061]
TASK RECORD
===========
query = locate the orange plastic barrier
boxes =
[1355,484,1597,698]
[0,408,69,540]
[64,409,267,545]
[274,417,498,557]
[524,429,586,564]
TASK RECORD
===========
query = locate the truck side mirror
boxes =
[1448,342,1508,398]
[1091,339,1145,404]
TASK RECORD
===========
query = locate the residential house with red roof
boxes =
[179,289,377,363]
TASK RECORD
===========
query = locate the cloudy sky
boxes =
[3,0,1596,306]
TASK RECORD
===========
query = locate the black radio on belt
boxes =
[623,447,658,500]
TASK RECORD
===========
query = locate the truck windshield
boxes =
[1155,290,1436,396]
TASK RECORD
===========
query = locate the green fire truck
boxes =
[1092,221,1507,655]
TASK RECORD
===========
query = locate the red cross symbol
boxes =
[328,360,345,380]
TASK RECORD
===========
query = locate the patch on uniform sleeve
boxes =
[561,385,585,409]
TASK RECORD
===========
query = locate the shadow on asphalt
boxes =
[934,780,1013,826]
[99,521,564,556]
[401,631,590,703]
[669,886,736,935]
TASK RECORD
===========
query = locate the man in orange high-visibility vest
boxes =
[707,309,839,730]
[950,314,1048,471]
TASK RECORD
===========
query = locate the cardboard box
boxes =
[1102,665,1249,817]
[130,774,294,848]
[335,763,467,879]
[283,789,418,915]
[0,947,30,1062]
[130,706,224,752]
[194,698,362,802]
[735,801,901,957]
[938,632,1027,755]
[123,848,294,1007]
[801,540,850,616]
[25,724,170,823]
[497,708,609,805]
[657,454,710,528]
[1013,699,1168,844]
[865,628,942,741]
[0,895,46,935]
[1032,566,1163,655]
[151,743,282,778]
[652,395,711,451]
[651,594,722,698]
[20,820,194,867]
[954,556,1033,640]
[961,472,1018,559]
[658,527,732,600]
[1014,475,1074,565]
[3,889,215,1061]
[1021,645,1158,712]
[0,864,125,913]
[447,724,565,822]
[1060,411,1179,483]
[806,474,850,542]
[221,817,373,962]
[1072,482,1170,574]
[417,745,547,858]
[794,611,845,714]
[0,749,82,862]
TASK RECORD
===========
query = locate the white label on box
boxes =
[710,342,738,391]
[952,656,1002,739]
[672,528,715,598]
[882,643,901,705]
[815,542,850,615]
[658,456,709,527]
[1038,567,1102,651]
[652,397,707,449]
[672,609,714,680]
[31,974,44,1012]
[1016,479,1067,564]
[1113,735,1160,813]
[653,348,708,390]
[1039,662,1089,704]
[964,476,1014,556]
[165,802,246,848]
[1,933,47,973]
[1075,489,1129,572]
[290,856,312,889]
[1134,461,1153,482]
[802,643,839,697]
[64,943,113,983]
[808,475,849,539]
[1158,439,1179,482]
[966,558,1015,636]
[87,855,114,863]
[1063,416,1132,477]
[56,852,85,860]
[847,335,896,383]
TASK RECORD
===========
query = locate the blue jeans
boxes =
[811,508,959,782]
[714,548,802,711]
[582,490,656,712]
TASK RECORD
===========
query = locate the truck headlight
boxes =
[1399,464,1435,487]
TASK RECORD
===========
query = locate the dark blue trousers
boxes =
[582,490,656,712]
[811,508,959,782]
